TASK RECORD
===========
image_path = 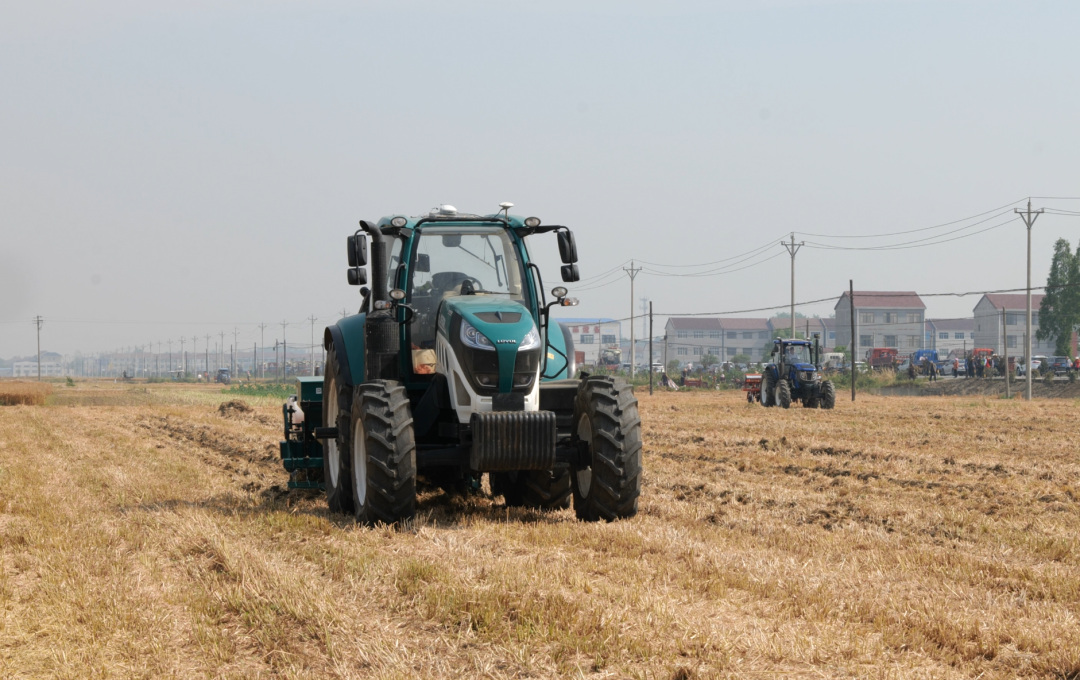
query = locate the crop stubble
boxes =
[0,383,1077,679]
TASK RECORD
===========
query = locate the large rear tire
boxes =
[570,376,642,522]
[349,380,417,525]
[777,379,792,409]
[323,344,353,514]
[819,380,836,410]
[491,470,571,510]
[762,370,775,407]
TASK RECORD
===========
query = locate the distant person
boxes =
[953,358,959,377]
[907,362,917,380]
[929,361,938,382]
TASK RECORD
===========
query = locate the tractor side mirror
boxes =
[560,264,580,282]
[557,230,578,264]
[416,253,431,273]
[348,234,368,267]
[347,268,368,286]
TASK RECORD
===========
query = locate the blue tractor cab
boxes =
[761,335,836,409]
[281,204,643,525]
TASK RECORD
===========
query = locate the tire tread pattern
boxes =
[571,376,643,522]
[352,380,417,525]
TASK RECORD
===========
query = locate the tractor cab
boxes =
[761,335,836,410]
[281,204,645,526]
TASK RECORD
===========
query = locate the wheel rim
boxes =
[326,376,339,487]
[576,413,593,497]
[352,416,367,509]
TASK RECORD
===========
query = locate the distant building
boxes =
[972,293,1063,355]
[767,317,836,349]
[926,318,975,356]
[13,361,63,377]
[664,317,772,366]
[555,318,621,366]
[834,291,927,356]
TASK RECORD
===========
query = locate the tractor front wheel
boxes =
[349,380,417,525]
[570,376,643,521]
[777,379,792,409]
[323,344,353,514]
[819,380,837,410]
[491,470,571,510]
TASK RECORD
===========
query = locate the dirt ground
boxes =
[1,381,1078,679]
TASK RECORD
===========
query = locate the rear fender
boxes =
[324,314,366,386]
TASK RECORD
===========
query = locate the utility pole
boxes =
[191,336,198,376]
[623,261,641,379]
[280,320,289,382]
[33,316,43,381]
[168,339,173,375]
[205,334,211,377]
[308,315,318,376]
[1016,199,1043,401]
[1003,307,1010,399]
[649,301,654,396]
[258,323,267,380]
[849,280,856,402]
[180,337,186,374]
[218,331,225,371]
[782,233,804,339]
[232,328,239,374]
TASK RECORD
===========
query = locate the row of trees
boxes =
[1039,239,1080,356]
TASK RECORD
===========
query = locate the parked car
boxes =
[1049,356,1071,375]
[1017,358,1042,376]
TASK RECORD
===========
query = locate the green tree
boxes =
[666,359,681,373]
[1038,238,1080,356]
[701,354,719,369]
[731,353,751,364]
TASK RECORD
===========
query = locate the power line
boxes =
[804,215,1021,251]
[799,198,1027,239]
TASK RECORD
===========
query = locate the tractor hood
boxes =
[438,296,540,392]
[793,363,817,372]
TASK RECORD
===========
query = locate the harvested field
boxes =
[0,381,53,406]
[1,384,1078,678]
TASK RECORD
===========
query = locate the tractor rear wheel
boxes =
[777,379,792,409]
[762,371,775,407]
[323,344,353,514]
[819,380,836,409]
[349,380,417,525]
[491,470,571,510]
[570,376,643,521]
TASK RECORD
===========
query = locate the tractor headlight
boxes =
[390,216,408,228]
[460,320,495,351]
[800,370,818,382]
[519,326,541,351]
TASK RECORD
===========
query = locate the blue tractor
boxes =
[760,335,836,409]
[281,204,643,525]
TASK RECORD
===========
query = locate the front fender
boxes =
[324,313,366,386]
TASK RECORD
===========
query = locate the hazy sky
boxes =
[3,0,1080,357]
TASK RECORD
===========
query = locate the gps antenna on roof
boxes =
[499,202,513,221]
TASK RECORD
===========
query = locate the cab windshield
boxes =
[783,344,812,364]
[408,226,528,349]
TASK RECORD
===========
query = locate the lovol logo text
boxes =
[497,339,517,344]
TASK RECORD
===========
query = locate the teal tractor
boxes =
[760,335,836,409]
[280,205,643,524]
